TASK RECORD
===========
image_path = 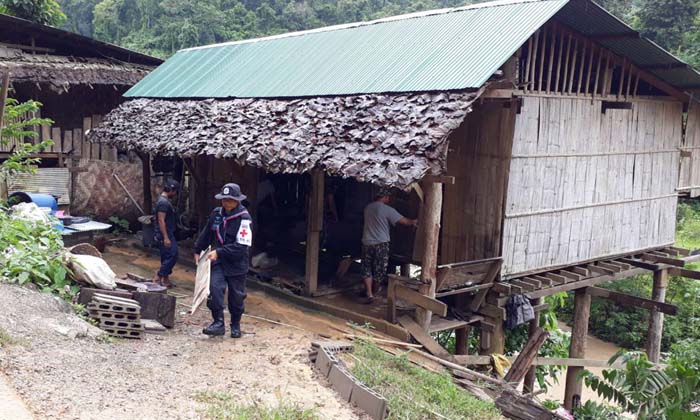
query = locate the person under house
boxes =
[361,187,417,304]
[153,179,180,288]
[194,183,253,338]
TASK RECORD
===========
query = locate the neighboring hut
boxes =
[91,0,700,409]
[0,13,162,216]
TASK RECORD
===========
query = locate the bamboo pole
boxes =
[576,41,587,95]
[554,29,565,93]
[524,37,533,92]
[562,33,572,94]
[546,27,556,94]
[567,38,579,94]
[537,28,547,92]
[0,71,10,201]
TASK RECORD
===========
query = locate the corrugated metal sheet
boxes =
[125,0,700,99]
[126,0,568,98]
[8,167,71,205]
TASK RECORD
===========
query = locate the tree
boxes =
[637,0,698,52]
[1,0,66,26]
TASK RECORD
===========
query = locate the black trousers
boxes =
[207,263,247,322]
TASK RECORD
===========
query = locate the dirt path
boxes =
[0,244,368,420]
[0,374,33,420]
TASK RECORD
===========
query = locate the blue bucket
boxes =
[8,192,58,215]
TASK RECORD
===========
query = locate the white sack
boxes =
[68,254,117,290]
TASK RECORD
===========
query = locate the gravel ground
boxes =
[0,278,366,420]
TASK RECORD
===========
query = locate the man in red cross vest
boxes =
[194,183,253,338]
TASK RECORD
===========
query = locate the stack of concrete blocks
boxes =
[88,293,144,339]
[312,341,388,420]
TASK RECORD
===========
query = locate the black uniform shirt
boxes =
[194,204,252,276]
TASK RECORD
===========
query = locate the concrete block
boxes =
[314,347,337,377]
[100,319,144,330]
[319,341,354,353]
[328,364,355,402]
[350,382,388,420]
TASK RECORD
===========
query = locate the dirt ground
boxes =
[0,244,369,420]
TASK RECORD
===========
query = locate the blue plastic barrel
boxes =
[8,192,58,215]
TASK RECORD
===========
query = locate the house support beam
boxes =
[139,152,152,213]
[455,294,470,355]
[0,71,9,201]
[564,288,591,411]
[415,180,443,330]
[646,269,669,363]
[523,297,542,393]
[304,170,324,296]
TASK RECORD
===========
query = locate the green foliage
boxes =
[194,392,320,420]
[1,98,55,178]
[0,207,76,299]
[350,339,503,420]
[573,400,624,420]
[0,326,15,347]
[108,216,131,235]
[581,351,700,420]
[637,0,698,54]
[1,0,66,26]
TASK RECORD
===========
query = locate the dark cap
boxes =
[375,187,391,199]
[215,183,247,201]
[163,179,180,193]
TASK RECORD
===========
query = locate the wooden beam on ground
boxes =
[416,181,443,330]
[587,286,677,315]
[304,170,324,296]
[564,288,592,411]
[398,315,454,361]
[395,284,448,317]
[646,269,669,363]
[505,327,549,385]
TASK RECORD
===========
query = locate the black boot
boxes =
[230,314,242,338]
[203,312,225,336]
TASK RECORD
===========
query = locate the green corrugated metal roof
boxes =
[125,0,568,98]
[125,0,700,99]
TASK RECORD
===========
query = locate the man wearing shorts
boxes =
[361,188,417,303]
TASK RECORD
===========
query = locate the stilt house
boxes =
[91,0,700,409]
[0,13,161,216]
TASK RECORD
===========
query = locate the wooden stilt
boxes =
[646,269,669,363]
[0,71,9,201]
[304,170,324,296]
[416,181,443,330]
[140,152,152,213]
[523,297,542,393]
[564,288,591,411]
[455,294,470,355]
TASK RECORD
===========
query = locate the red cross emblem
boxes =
[240,229,248,237]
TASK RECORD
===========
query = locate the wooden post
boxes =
[523,297,542,393]
[416,181,443,330]
[455,293,469,355]
[646,269,669,363]
[564,288,591,411]
[505,327,549,385]
[0,71,9,201]
[140,152,152,213]
[304,170,324,296]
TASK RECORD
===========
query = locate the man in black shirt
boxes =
[194,183,252,338]
[154,179,179,288]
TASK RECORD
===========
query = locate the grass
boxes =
[349,340,504,420]
[0,327,15,347]
[195,392,320,420]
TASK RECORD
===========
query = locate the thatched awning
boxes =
[90,91,482,188]
[0,49,153,88]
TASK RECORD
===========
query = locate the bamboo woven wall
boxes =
[501,96,682,277]
[679,103,700,196]
[441,101,516,264]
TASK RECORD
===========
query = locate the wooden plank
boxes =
[491,282,512,294]
[511,279,535,292]
[640,253,685,267]
[587,264,615,275]
[532,274,557,286]
[434,283,492,298]
[478,303,507,320]
[570,266,590,277]
[62,130,72,154]
[72,128,82,157]
[429,317,482,334]
[668,267,700,280]
[618,258,659,271]
[559,270,583,281]
[544,272,567,284]
[395,284,448,317]
[304,170,324,296]
[398,315,453,360]
[597,261,623,272]
[505,327,549,384]
[90,115,101,159]
[525,268,647,299]
[520,277,542,289]
[468,258,502,312]
[587,286,677,315]
[50,127,61,153]
[454,355,628,369]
